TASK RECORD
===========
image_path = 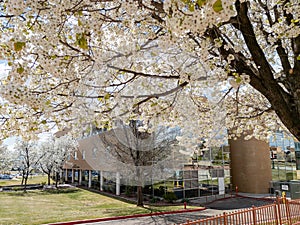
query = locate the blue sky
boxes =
[0,60,9,79]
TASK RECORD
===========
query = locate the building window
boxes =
[92,148,98,158]
[82,150,86,160]
[74,151,78,160]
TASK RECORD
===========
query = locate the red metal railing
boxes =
[179,197,300,225]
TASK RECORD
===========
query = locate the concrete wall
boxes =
[229,136,272,194]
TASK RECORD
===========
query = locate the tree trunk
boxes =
[21,170,25,185]
[231,2,300,140]
[55,172,59,188]
[24,170,29,192]
[206,2,300,141]
[47,173,51,185]
[136,166,144,206]
[137,186,144,206]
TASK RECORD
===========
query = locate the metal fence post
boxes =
[284,198,292,225]
[223,212,227,225]
[276,197,283,225]
[252,206,257,225]
[274,203,279,225]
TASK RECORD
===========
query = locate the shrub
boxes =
[154,186,166,197]
[102,185,108,192]
[163,192,177,203]
[12,187,23,191]
[125,186,134,197]
[145,185,155,195]
[109,186,116,193]
[150,197,159,203]
[181,198,190,203]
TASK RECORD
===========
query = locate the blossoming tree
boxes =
[0,0,299,147]
[39,135,78,186]
[0,144,13,173]
[14,139,41,190]
[100,120,186,206]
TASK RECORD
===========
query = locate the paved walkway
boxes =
[77,209,231,225]
[49,193,276,225]
[199,195,274,210]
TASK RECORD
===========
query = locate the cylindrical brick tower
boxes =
[229,136,272,194]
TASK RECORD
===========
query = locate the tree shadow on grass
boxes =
[5,187,82,197]
[43,188,81,194]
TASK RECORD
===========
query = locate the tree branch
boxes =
[107,66,180,80]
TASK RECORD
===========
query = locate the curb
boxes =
[236,194,276,202]
[46,207,206,225]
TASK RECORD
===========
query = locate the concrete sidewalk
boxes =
[52,208,231,225]
[48,194,275,225]
[47,208,208,225]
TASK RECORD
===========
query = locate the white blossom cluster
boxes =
[163,0,236,36]
[0,0,299,148]
[224,86,279,141]
[39,135,78,175]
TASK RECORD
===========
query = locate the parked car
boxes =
[0,174,13,179]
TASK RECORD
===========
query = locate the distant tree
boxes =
[0,145,12,173]
[15,140,41,191]
[39,141,54,185]
[101,120,183,206]
[39,136,78,187]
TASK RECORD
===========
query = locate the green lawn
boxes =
[272,168,297,181]
[0,188,201,225]
[0,175,51,186]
